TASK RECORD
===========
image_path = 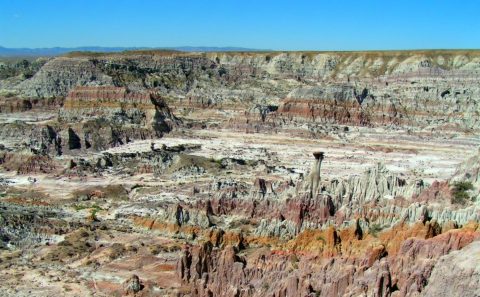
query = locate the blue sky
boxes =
[1,0,479,50]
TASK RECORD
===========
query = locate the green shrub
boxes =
[452,181,474,205]
[454,181,474,192]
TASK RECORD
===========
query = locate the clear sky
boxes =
[1,0,479,50]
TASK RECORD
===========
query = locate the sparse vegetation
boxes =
[0,58,47,80]
[73,203,102,212]
[452,181,474,205]
[369,224,384,237]
[46,228,96,262]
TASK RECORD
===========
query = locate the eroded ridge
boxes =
[0,50,479,297]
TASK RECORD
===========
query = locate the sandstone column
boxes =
[309,151,324,197]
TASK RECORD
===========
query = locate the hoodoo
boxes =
[309,151,325,197]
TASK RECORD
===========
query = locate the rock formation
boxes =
[123,274,144,295]
[0,50,479,296]
[422,240,480,297]
[308,151,324,197]
[60,86,178,132]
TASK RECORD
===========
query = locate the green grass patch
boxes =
[73,203,102,212]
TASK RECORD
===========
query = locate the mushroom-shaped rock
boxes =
[308,151,325,197]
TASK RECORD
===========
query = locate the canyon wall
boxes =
[1,50,479,131]
[1,51,479,296]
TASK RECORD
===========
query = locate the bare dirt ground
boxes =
[2,127,477,202]
[1,124,478,296]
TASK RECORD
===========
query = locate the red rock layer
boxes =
[275,95,466,129]
[63,86,156,109]
[176,223,479,297]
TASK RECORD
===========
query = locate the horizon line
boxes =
[2,45,480,53]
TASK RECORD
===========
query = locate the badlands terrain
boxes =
[0,50,479,296]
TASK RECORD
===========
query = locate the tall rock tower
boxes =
[309,151,324,198]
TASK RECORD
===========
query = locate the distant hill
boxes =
[0,46,266,57]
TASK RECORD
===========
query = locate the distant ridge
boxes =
[0,46,267,57]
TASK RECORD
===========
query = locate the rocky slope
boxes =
[422,240,480,297]
[0,50,479,296]
[0,85,179,155]
[1,50,479,131]
[170,152,480,297]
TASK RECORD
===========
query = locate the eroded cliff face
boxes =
[422,240,480,297]
[14,57,114,98]
[2,50,480,131]
[276,79,480,129]
[0,51,479,297]
[0,85,180,155]
[171,153,480,297]
[175,226,479,297]
[58,86,180,149]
